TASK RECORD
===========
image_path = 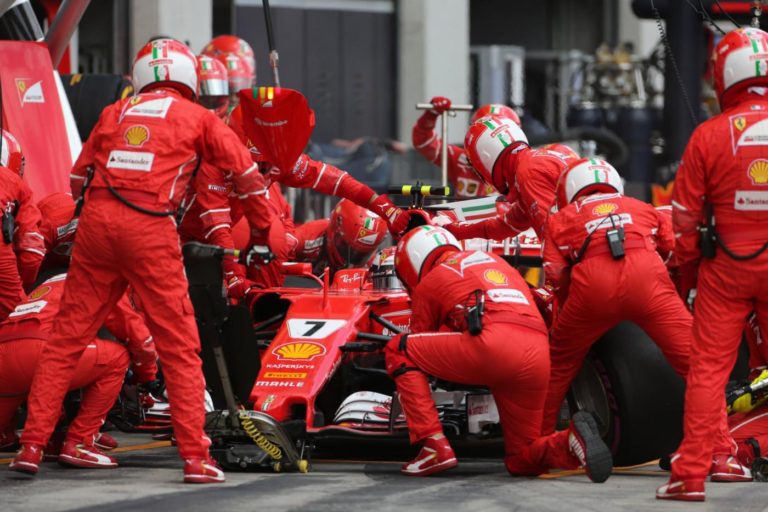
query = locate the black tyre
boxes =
[61,74,134,140]
[568,322,685,466]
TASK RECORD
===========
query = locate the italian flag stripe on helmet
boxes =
[483,120,496,131]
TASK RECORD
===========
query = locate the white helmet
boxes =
[556,158,624,209]
[395,226,461,289]
[464,115,529,188]
[132,39,198,99]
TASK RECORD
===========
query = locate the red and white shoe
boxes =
[568,411,613,483]
[710,454,752,482]
[656,478,706,501]
[8,444,44,475]
[58,439,117,469]
[94,433,119,451]
[401,434,458,476]
[184,457,225,484]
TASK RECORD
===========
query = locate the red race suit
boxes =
[385,250,584,475]
[412,110,495,198]
[0,274,156,445]
[541,192,735,454]
[19,89,272,460]
[446,148,567,241]
[0,166,44,320]
[670,88,768,482]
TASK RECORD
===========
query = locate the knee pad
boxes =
[384,334,421,378]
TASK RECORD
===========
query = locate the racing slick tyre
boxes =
[568,322,685,466]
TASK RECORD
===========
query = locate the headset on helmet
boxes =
[464,115,528,189]
[326,199,388,271]
[470,104,521,126]
[202,35,256,84]
[132,39,198,99]
[555,158,624,210]
[196,55,229,118]
[394,225,461,290]
[713,28,768,106]
[1,130,24,177]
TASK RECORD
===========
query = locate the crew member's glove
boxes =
[732,369,768,414]
[370,194,411,237]
[416,96,453,130]
[428,96,452,115]
[223,257,251,301]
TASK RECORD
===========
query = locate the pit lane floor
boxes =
[1,432,764,512]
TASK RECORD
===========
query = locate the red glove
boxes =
[429,96,452,115]
[17,251,43,290]
[369,194,410,236]
[223,257,251,301]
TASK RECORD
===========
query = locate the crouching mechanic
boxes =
[0,273,157,467]
[385,225,613,481]
[540,159,745,484]
[10,38,277,483]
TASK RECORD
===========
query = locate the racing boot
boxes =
[8,444,44,474]
[401,433,458,476]
[94,432,119,451]
[58,439,118,469]
[710,453,752,482]
[656,478,706,501]
[568,411,613,483]
[183,457,225,484]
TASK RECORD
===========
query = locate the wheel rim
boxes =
[568,357,612,438]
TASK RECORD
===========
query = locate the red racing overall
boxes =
[0,166,44,320]
[385,250,584,475]
[0,274,155,445]
[446,148,567,241]
[19,89,273,460]
[671,88,768,482]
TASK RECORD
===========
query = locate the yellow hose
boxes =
[238,412,283,460]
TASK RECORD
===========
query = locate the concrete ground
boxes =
[1,432,765,512]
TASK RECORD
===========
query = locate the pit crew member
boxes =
[386,225,613,481]
[659,27,768,501]
[537,158,745,495]
[0,273,156,467]
[10,38,276,484]
[444,116,572,241]
[412,97,520,198]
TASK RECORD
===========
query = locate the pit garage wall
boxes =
[232,0,471,144]
[233,0,397,143]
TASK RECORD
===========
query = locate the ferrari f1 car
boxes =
[186,186,687,472]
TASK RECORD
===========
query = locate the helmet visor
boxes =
[200,77,228,96]
[333,236,378,268]
[199,95,229,114]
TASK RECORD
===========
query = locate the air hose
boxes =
[238,411,283,460]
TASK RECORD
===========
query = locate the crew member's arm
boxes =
[280,154,410,236]
[445,201,529,240]
[671,127,707,293]
[542,215,571,304]
[409,284,442,334]
[517,163,559,238]
[13,180,45,288]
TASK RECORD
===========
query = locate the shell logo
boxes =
[28,286,51,300]
[592,203,618,215]
[125,125,150,147]
[748,159,768,185]
[272,342,326,361]
[483,269,508,285]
